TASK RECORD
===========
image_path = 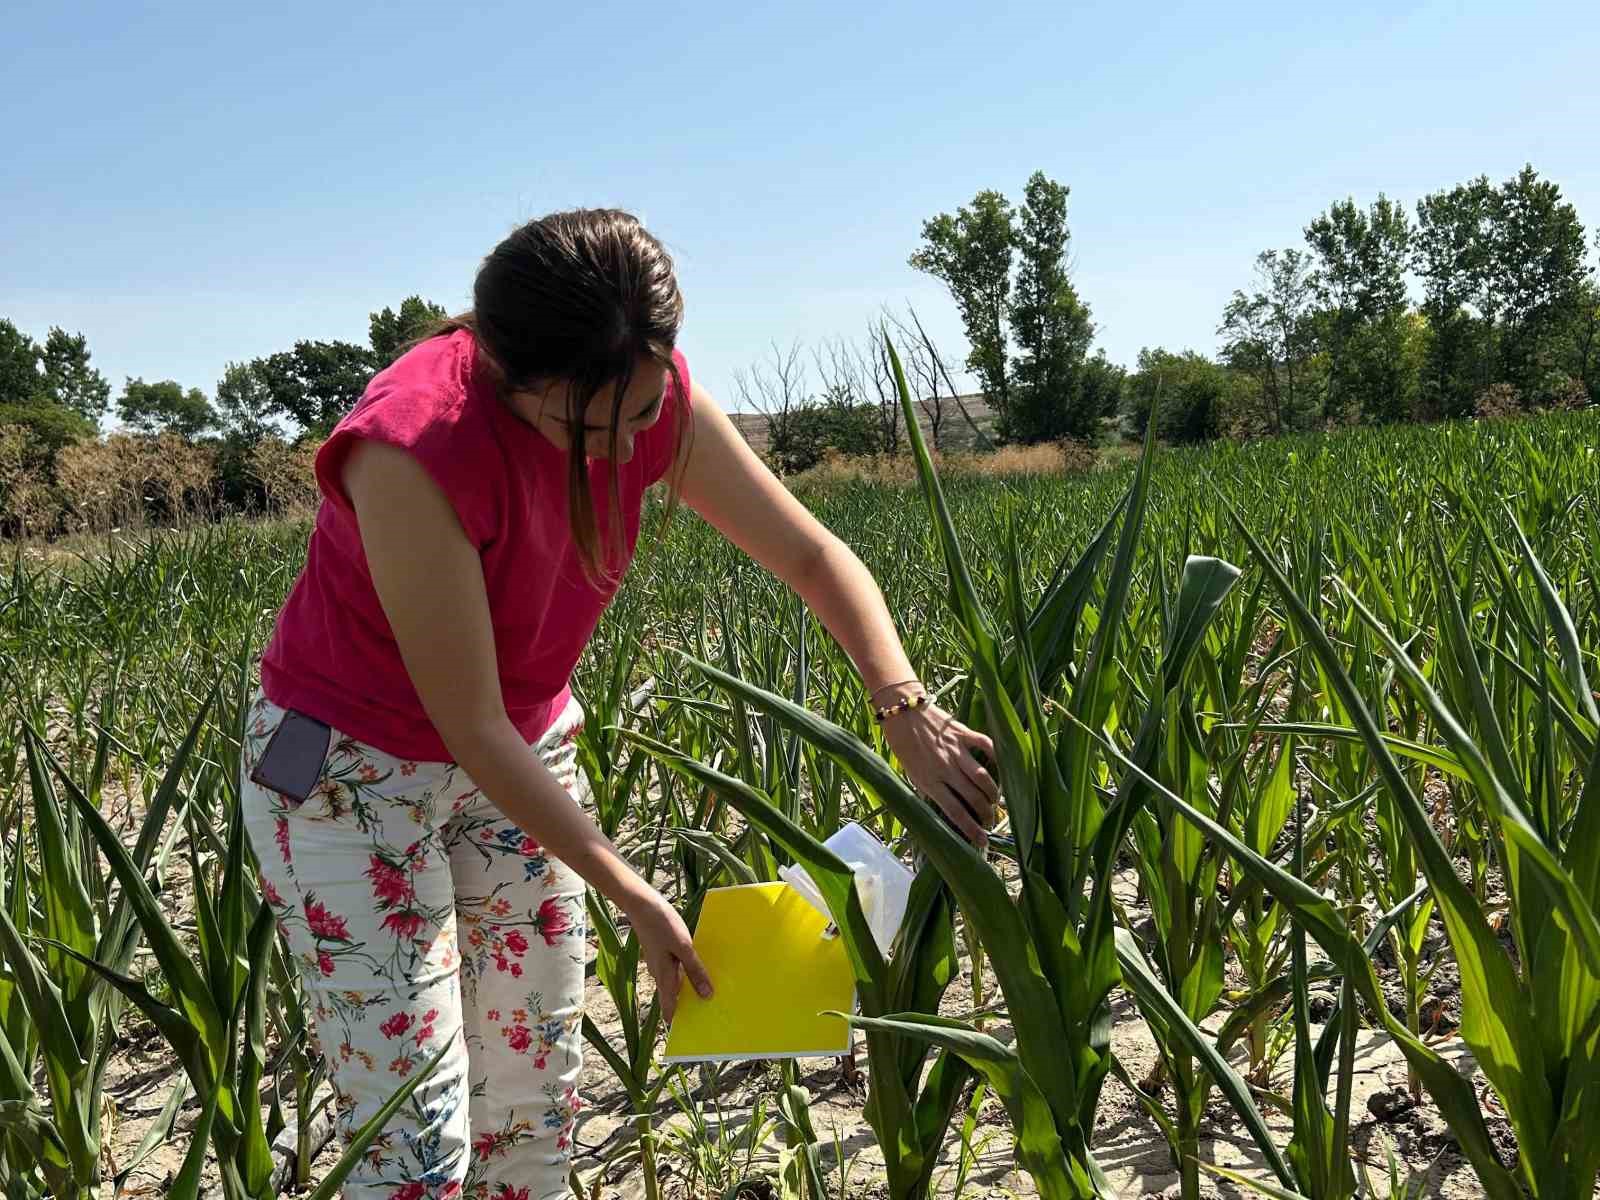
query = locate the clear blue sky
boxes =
[5,0,1597,418]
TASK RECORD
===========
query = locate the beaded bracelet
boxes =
[873,691,930,725]
[868,677,922,705]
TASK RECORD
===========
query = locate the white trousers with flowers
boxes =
[240,689,589,1200]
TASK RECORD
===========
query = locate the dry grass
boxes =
[54,433,218,535]
[248,435,319,517]
[2,429,321,542]
[788,440,1102,490]
[0,424,56,539]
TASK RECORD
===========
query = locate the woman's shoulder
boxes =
[342,329,481,436]
[314,330,507,546]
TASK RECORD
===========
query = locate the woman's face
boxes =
[515,359,669,462]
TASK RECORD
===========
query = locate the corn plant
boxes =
[26,687,445,1200]
[631,732,973,1200]
[643,341,1315,1198]
[1119,634,1305,1198]
[581,890,676,1200]
[1099,505,1600,1200]
[0,698,204,1200]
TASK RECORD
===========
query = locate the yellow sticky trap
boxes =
[662,882,855,1063]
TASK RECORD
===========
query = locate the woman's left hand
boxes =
[880,702,1001,848]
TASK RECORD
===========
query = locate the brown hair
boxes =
[433,208,689,581]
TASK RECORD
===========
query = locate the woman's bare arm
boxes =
[675,384,998,844]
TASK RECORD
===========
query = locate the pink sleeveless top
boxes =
[260,329,690,761]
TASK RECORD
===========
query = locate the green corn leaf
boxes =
[116,1075,192,1187]
[586,893,643,1067]
[1244,735,1295,859]
[0,1015,75,1192]
[22,728,96,1007]
[1564,736,1600,921]
[888,864,960,1088]
[1429,535,1535,817]
[627,730,886,1001]
[1198,1161,1316,1200]
[48,940,209,1095]
[1229,505,1558,1158]
[1114,927,1297,1190]
[909,1048,978,1195]
[1284,804,1350,1200]
[1165,557,1244,686]
[1238,722,1470,781]
[169,1086,220,1200]
[663,655,1081,1130]
[238,900,279,1197]
[580,1014,646,1110]
[838,1011,1094,1200]
[886,338,1039,881]
[0,896,92,1180]
[1311,884,1432,1080]
[217,777,254,1009]
[96,678,217,967]
[775,1077,829,1200]
[57,754,228,1074]
[669,827,761,887]
[1506,506,1600,727]
[1214,963,1339,1061]
[1336,578,1600,974]
[1078,713,1522,1200]
[1060,422,1161,895]
[1017,494,1126,708]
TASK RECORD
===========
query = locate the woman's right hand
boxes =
[625,888,713,1022]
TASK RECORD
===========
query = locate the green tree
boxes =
[909,190,1015,425]
[214,361,278,442]
[1074,350,1127,442]
[117,378,218,438]
[250,339,375,436]
[1559,274,1600,403]
[1218,249,1321,434]
[0,320,95,459]
[1007,172,1097,442]
[370,295,449,365]
[1305,195,1414,422]
[1125,348,1244,443]
[0,319,43,408]
[40,327,111,423]
[1486,164,1589,396]
[1414,176,1496,417]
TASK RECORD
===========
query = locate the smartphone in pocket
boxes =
[250,709,334,805]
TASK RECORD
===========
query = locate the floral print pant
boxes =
[240,690,589,1200]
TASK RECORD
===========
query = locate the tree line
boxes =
[915,163,1596,447]
[4,164,1596,533]
[0,297,447,535]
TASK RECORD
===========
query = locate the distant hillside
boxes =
[727,394,997,454]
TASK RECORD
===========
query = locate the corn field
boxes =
[2,370,1597,1198]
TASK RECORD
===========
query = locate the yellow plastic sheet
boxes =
[662,882,855,1063]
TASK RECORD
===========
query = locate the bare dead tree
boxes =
[811,337,865,411]
[883,305,943,450]
[733,339,809,461]
[889,303,994,451]
[810,334,904,457]
[861,325,903,456]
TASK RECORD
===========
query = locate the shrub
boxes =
[1473,382,1523,421]
[1540,373,1591,412]
[0,423,58,538]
